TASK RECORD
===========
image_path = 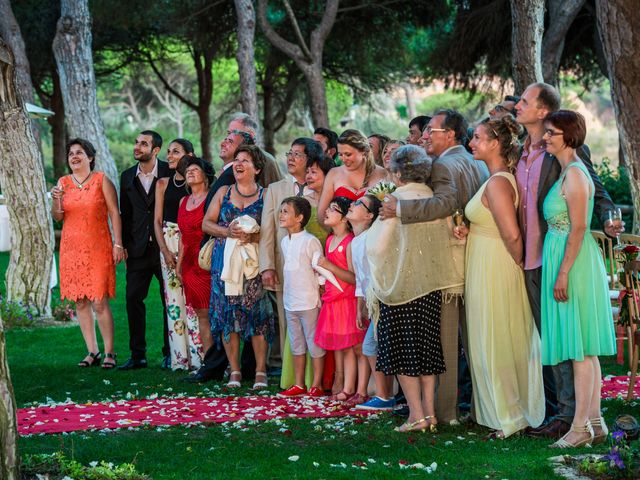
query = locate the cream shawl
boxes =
[365,182,465,323]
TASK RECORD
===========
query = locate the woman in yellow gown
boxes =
[454,116,544,438]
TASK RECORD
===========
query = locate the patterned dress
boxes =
[161,173,202,371]
[59,172,115,301]
[209,187,274,344]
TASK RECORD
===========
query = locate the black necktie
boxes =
[295,182,306,197]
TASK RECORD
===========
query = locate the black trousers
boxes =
[524,266,568,421]
[125,247,169,360]
[197,343,256,380]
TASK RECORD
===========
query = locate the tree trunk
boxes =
[401,82,416,119]
[49,68,67,179]
[234,0,262,144]
[257,0,339,130]
[52,0,119,193]
[541,0,586,85]
[0,40,54,317]
[0,312,19,480]
[197,106,212,163]
[510,0,544,93]
[0,0,42,149]
[302,63,329,128]
[596,0,640,234]
[261,64,301,155]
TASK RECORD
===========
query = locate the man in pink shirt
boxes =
[516,82,622,440]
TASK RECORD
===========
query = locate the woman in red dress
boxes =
[316,129,387,229]
[177,157,215,354]
[51,139,125,368]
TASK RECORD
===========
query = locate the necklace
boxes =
[234,183,259,198]
[173,175,186,188]
[190,193,206,206]
[71,172,92,189]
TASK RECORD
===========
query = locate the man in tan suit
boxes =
[381,109,489,424]
[259,137,325,367]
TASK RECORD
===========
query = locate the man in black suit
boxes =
[119,130,171,370]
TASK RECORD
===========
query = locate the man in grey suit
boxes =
[380,109,489,423]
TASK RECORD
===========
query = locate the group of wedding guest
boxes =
[51,81,623,448]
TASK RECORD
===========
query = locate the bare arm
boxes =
[484,176,523,266]
[154,178,175,268]
[553,167,591,302]
[316,168,338,231]
[102,176,126,264]
[202,186,232,238]
[317,241,356,284]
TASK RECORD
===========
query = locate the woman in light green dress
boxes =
[541,110,616,448]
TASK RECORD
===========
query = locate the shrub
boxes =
[0,295,37,328]
[21,452,151,480]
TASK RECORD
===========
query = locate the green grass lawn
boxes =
[1,251,635,479]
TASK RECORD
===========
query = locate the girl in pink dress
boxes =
[314,196,362,401]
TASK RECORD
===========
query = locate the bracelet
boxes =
[114,244,124,249]
[54,210,64,214]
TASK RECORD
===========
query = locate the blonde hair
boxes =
[481,115,523,171]
[338,129,375,188]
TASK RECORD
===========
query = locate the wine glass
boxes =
[55,179,64,213]
[609,207,622,249]
[453,209,465,227]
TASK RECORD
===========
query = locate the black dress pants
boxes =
[125,247,169,360]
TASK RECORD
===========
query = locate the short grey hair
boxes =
[389,145,433,184]
[230,112,260,142]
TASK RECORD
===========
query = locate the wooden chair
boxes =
[592,230,627,364]
[625,260,640,401]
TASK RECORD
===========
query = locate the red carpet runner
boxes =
[17,376,639,436]
[18,395,369,436]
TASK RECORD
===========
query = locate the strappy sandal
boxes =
[101,353,117,369]
[78,352,101,368]
[550,420,594,448]
[590,416,609,445]
[226,371,242,388]
[329,390,354,402]
[394,415,437,433]
[252,371,268,390]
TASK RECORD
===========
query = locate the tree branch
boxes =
[542,0,586,83]
[256,0,306,62]
[145,52,197,111]
[337,0,402,14]
[281,0,313,60]
[310,0,340,55]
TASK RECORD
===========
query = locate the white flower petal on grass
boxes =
[367,458,376,463]
[444,440,453,446]
[313,462,320,468]
[288,455,300,462]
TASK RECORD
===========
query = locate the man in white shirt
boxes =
[259,138,324,369]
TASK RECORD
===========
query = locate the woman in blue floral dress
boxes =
[202,145,274,389]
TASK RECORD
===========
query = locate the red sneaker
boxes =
[277,385,307,398]
[308,387,325,397]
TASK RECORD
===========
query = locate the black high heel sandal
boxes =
[101,353,117,369]
[78,352,101,367]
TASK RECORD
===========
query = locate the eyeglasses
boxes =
[543,129,564,137]
[424,127,449,135]
[354,199,372,214]
[328,204,344,214]
[286,150,306,160]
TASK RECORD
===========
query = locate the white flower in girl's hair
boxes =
[366,181,397,200]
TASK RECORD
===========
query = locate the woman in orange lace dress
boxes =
[51,139,125,368]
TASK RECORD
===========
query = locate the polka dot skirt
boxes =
[375,290,445,377]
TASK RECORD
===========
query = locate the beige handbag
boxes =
[198,238,215,271]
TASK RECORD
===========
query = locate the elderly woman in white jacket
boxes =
[203,145,274,390]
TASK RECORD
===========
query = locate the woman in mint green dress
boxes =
[541,110,616,449]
